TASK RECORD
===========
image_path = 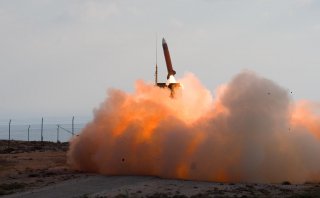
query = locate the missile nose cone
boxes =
[162,38,166,45]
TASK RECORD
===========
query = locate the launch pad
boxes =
[156,82,181,97]
[156,83,181,89]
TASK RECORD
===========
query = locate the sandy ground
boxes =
[1,140,320,198]
[0,140,82,196]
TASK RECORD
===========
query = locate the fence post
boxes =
[57,125,60,143]
[41,117,43,142]
[72,116,74,136]
[8,119,11,147]
[28,125,30,142]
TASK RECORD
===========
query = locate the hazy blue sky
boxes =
[1,0,320,119]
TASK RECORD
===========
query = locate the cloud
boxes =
[68,1,120,22]
[170,18,184,28]
[295,0,313,6]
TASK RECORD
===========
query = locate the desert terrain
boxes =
[0,140,319,198]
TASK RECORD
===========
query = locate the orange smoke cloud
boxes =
[291,100,320,140]
[67,71,320,183]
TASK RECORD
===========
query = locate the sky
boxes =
[0,0,320,120]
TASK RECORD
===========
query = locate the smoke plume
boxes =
[67,71,320,183]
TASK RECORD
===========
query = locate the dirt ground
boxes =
[1,140,320,198]
[0,140,82,195]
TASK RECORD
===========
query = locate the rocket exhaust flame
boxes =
[166,75,176,85]
[68,71,320,183]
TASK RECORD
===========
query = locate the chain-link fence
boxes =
[0,117,88,143]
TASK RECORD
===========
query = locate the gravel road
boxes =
[3,175,155,198]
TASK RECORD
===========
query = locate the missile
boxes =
[156,37,181,98]
[162,38,176,79]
